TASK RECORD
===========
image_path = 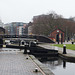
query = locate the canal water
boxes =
[37,57,75,75]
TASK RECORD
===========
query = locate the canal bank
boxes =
[58,50,75,62]
[38,43,75,62]
[29,55,54,75]
[39,56,75,75]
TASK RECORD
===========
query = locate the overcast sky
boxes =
[0,0,75,24]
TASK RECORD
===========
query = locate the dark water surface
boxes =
[37,57,75,75]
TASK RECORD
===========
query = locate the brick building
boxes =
[49,29,65,42]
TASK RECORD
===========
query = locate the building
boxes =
[28,22,33,35]
[18,26,24,35]
[4,23,11,35]
[0,19,4,28]
[0,19,5,35]
[0,27,5,47]
[28,25,33,35]
[0,27,5,35]
[49,29,65,42]
[4,22,27,35]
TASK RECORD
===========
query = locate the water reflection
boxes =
[36,56,75,75]
[63,60,66,68]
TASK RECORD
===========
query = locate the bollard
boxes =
[19,40,21,46]
[34,68,38,72]
[26,57,28,59]
[63,45,67,54]
[72,42,74,44]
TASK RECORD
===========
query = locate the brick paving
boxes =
[0,49,43,75]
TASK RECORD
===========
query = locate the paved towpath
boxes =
[0,48,43,75]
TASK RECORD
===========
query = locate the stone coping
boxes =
[29,55,54,75]
[58,51,75,62]
[38,43,75,62]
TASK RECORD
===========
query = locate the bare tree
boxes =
[31,12,75,38]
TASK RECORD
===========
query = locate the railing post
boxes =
[23,45,27,54]
[19,40,21,46]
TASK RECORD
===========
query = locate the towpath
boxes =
[0,48,43,75]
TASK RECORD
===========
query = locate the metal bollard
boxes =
[34,68,38,72]
[72,42,74,44]
[63,45,67,54]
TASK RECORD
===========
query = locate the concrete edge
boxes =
[58,51,75,62]
[29,55,54,75]
[39,44,75,62]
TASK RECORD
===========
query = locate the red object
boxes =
[49,29,65,42]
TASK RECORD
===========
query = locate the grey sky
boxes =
[0,0,75,23]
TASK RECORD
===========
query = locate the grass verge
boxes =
[53,44,75,50]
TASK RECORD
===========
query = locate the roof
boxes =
[50,28,65,34]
